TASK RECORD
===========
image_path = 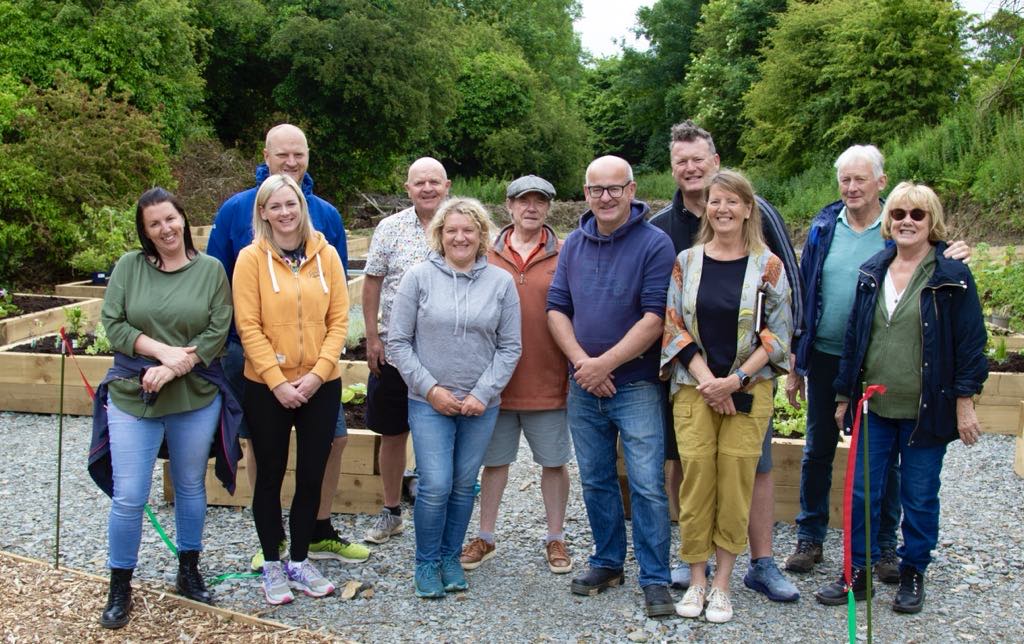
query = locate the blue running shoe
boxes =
[415,561,445,599]
[744,557,800,602]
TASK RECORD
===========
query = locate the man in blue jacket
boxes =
[207,123,367,570]
[547,155,677,617]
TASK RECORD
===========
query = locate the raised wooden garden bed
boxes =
[348,274,364,306]
[1015,402,1024,479]
[54,280,107,298]
[347,234,371,256]
[0,295,102,346]
[977,372,1024,436]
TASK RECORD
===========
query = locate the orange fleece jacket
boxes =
[233,232,348,390]
[488,224,567,410]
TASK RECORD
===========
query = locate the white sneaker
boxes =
[286,559,335,598]
[261,561,294,605]
[705,587,733,623]
[364,508,403,544]
[675,584,706,618]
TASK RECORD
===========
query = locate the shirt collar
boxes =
[837,206,883,231]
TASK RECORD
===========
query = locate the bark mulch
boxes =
[0,551,343,642]
[7,295,76,316]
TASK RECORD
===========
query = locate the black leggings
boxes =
[244,377,340,563]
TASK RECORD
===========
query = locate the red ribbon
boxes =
[842,383,887,588]
[58,327,96,402]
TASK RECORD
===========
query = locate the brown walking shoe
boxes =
[545,540,573,574]
[785,540,824,573]
[460,537,496,570]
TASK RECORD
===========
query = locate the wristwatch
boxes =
[734,368,751,388]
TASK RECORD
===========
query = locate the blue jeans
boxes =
[852,412,947,572]
[568,379,670,587]
[797,349,901,549]
[408,399,499,564]
[106,395,221,569]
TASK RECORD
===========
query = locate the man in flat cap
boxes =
[459,175,574,576]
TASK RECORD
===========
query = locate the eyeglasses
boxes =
[889,208,928,222]
[585,182,632,199]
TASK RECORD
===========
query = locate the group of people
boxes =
[88,119,988,629]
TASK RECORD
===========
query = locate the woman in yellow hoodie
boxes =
[232,174,349,605]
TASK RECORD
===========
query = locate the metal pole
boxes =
[54,340,66,569]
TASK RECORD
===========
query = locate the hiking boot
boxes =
[364,508,403,544]
[875,547,900,584]
[460,537,496,570]
[892,567,925,614]
[250,539,287,573]
[643,583,675,617]
[309,533,371,563]
[175,550,213,604]
[545,540,573,574]
[261,561,294,605]
[286,559,335,598]
[705,587,733,623]
[675,584,705,618]
[670,560,714,590]
[785,539,823,573]
[441,554,469,592]
[415,561,445,599]
[99,568,133,629]
[814,567,868,606]
[744,557,799,602]
[570,566,625,596]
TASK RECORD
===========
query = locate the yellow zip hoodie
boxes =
[233,232,348,390]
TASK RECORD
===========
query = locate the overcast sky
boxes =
[575,0,1003,59]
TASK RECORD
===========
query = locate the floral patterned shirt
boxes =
[364,206,431,340]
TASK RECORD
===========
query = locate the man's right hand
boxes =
[785,372,806,409]
[366,336,386,376]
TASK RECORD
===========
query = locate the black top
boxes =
[693,254,747,378]
[649,190,702,255]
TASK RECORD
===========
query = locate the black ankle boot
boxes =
[99,568,133,629]
[176,550,214,604]
[893,567,925,613]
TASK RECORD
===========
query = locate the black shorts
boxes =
[366,362,411,436]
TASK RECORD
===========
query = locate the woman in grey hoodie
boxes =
[388,197,522,599]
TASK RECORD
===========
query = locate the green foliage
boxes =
[0,288,19,319]
[970,244,1024,332]
[0,75,171,283]
[63,306,84,338]
[742,0,967,175]
[85,321,112,355]
[772,385,806,438]
[346,305,365,352]
[634,171,679,202]
[341,382,367,405]
[578,57,643,158]
[449,176,509,205]
[69,204,136,274]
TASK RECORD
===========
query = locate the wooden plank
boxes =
[977,403,1020,435]
[1019,400,1024,438]
[993,372,1024,398]
[1015,436,1024,479]
[347,235,371,255]
[194,235,209,252]
[343,428,380,475]
[775,485,844,528]
[199,468,383,515]
[192,225,213,236]
[54,280,108,298]
[347,274,364,306]
[339,359,370,385]
[0,295,103,346]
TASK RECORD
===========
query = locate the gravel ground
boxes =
[1,410,1022,642]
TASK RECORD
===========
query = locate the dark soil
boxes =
[346,337,367,361]
[348,258,366,271]
[989,352,1024,373]
[344,401,367,428]
[8,295,77,316]
[7,332,110,355]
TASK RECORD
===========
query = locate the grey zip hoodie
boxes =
[387,252,522,408]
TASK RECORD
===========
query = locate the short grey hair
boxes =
[834,145,885,181]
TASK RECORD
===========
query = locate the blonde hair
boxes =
[428,197,494,259]
[697,169,766,254]
[881,181,948,243]
[252,174,314,254]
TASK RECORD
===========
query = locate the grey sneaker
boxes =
[670,560,714,590]
[744,557,799,602]
[261,561,294,605]
[364,508,404,544]
[286,559,335,598]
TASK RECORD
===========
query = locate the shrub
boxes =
[773,385,806,438]
[69,204,136,274]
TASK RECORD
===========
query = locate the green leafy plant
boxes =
[85,321,112,355]
[0,288,20,319]
[346,305,366,352]
[69,204,135,274]
[341,383,367,405]
[772,385,806,438]
[63,306,84,338]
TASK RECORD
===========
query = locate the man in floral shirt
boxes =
[361,157,450,544]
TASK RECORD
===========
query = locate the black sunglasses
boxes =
[889,208,928,222]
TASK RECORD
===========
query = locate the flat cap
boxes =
[506,174,556,200]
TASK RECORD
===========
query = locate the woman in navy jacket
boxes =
[814,182,987,614]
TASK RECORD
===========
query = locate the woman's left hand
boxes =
[291,373,324,401]
[460,395,486,417]
[696,376,739,407]
[956,397,981,446]
[141,365,176,393]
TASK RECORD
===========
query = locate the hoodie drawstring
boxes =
[266,248,280,293]
[315,254,328,293]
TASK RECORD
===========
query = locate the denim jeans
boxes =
[797,349,901,549]
[107,395,221,569]
[568,378,670,587]
[408,399,499,564]
[852,412,947,572]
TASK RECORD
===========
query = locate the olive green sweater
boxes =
[102,251,232,417]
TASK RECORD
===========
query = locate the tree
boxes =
[742,0,968,174]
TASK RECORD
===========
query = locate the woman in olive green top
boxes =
[96,188,232,629]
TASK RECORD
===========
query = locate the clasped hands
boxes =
[696,375,741,415]
[427,386,485,417]
[272,372,324,409]
[143,345,200,393]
